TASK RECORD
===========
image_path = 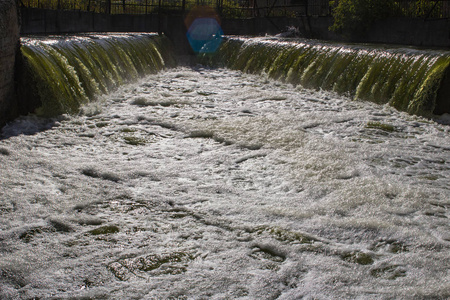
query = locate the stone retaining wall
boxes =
[0,0,20,126]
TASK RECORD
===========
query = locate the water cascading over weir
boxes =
[17,34,176,117]
[15,35,450,119]
[201,37,450,117]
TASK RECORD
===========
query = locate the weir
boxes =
[201,37,450,117]
[14,34,450,121]
[17,34,176,117]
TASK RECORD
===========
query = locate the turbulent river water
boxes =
[1,65,449,299]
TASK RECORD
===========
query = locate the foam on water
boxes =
[1,67,449,299]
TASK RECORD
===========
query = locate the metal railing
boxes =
[19,0,329,18]
[19,0,450,19]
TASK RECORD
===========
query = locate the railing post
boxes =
[158,0,162,35]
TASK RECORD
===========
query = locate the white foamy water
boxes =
[1,67,449,299]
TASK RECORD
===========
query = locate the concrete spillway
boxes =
[202,37,450,117]
[18,34,176,117]
[15,34,450,120]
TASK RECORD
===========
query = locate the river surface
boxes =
[1,67,449,299]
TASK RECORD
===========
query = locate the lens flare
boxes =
[185,6,223,54]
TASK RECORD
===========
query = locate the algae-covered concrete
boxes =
[0,0,20,126]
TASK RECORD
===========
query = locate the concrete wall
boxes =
[0,0,20,126]
[20,8,334,40]
[22,8,450,48]
[367,18,450,48]
[21,8,450,48]
[222,16,337,40]
[222,18,303,36]
[221,16,450,48]
[20,8,148,34]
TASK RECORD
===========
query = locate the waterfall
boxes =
[202,37,450,116]
[18,34,450,118]
[19,34,176,117]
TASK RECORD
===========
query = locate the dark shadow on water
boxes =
[0,115,59,140]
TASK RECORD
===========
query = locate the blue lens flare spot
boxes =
[186,17,223,54]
